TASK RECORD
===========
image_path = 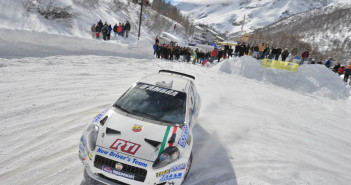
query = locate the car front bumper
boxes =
[80,145,188,185]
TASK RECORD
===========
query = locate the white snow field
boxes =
[1,41,351,185]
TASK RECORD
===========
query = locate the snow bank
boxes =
[219,56,350,100]
[0,28,153,59]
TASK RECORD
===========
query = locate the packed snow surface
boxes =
[1,48,351,185]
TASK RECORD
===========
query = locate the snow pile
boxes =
[0,28,153,59]
[219,56,349,99]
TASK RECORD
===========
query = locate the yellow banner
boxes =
[262,59,299,72]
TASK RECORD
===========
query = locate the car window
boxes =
[114,82,186,124]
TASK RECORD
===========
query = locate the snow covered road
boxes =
[1,55,351,185]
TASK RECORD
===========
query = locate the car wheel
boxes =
[182,152,193,183]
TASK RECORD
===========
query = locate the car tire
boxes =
[182,152,193,183]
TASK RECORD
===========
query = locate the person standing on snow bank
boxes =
[95,24,102,38]
[121,23,125,37]
[281,48,289,61]
[325,58,333,68]
[333,62,341,73]
[210,48,218,63]
[113,24,118,38]
[300,49,309,65]
[289,45,298,62]
[91,24,96,38]
[125,21,131,38]
[107,25,112,40]
[344,65,351,83]
[117,23,122,36]
[102,23,108,40]
[338,66,345,76]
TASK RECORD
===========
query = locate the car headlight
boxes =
[152,146,180,169]
[87,124,99,152]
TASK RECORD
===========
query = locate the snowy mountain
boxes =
[254,0,351,62]
[175,0,335,35]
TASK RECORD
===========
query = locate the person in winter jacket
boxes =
[338,66,345,76]
[239,43,246,57]
[124,21,131,38]
[91,24,96,38]
[153,43,158,56]
[325,58,333,68]
[333,62,341,73]
[98,20,103,29]
[217,49,223,63]
[289,45,299,62]
[281,48,290,61]
[300,49,309,65]
[210,48,218,63]
[275,45,282,60]
[258,43,266,59]
[101,23,108,40]
[95,24,102,38]
[113,24,118,38]
[317,59,323,64]
[107,25,112,40]
[344,65,351,82]
[117,23,122,36]
[121,23,125,37]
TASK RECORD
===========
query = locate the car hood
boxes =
[96,108,175,162]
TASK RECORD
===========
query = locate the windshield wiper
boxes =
[113,104,131,114]
[131,110,177,125]
[130,110,160,120]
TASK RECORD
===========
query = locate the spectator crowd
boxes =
[91,20,131,40]
[152,39,351,84]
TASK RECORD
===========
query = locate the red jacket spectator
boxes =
[211,49,218,57]
[117,23,122,33]
[338,66,345,75]
[301,50,310,58]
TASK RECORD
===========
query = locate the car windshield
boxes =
[114,82,186,124]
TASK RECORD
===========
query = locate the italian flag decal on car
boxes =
[158,126,171,155]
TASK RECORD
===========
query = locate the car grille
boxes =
[94,155,147,182]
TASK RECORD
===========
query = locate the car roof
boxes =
[138,73,192,92]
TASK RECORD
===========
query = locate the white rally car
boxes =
[79,70,201,185]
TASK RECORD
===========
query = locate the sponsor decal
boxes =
[159,126,171,155]
[92,107,110,123]
[102,165,134,180]
[139,84,179,96]
[159,173,182,183]
[168,127,178,147]
[156,169,170,178]
[79,143,86,157]
[110,139,141,155]
[96,147,148,168]
[89,152,93,160]
[80,136,87,147]
[170,163,186,172]
[187,135,191,145]
[132,124,143,132]
[177,125,189,148]
[115,163,123,171]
